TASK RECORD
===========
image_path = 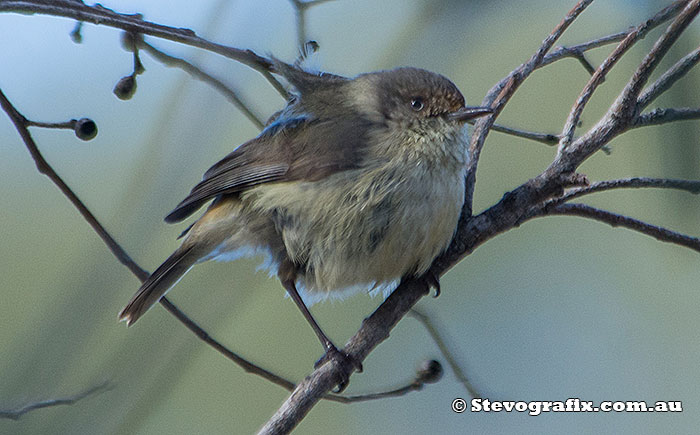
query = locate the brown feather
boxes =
[165,114,372,223]
[118,245,197,325]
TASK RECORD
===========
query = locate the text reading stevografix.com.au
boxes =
[451,398,682,416]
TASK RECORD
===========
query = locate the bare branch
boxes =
[409,309,480,399]
[542,32,628,69]
[638,45,700,109]
[633,107,700,127]
[470,120,560,145]
[544,203,700,253]
[259,280,429,434]
[139,40,266,129]
[0,87,313,400]
[0,0,288,97]
[464,0,595,213]
[553,177,700,205]
[0,382,111,420]
[0,88,150,281]
[614,0,700,118]
[289,0,336,50]
[558,0,690,149]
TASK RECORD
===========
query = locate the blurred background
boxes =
[1,0,699,433]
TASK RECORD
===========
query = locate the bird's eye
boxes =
[410,97,424,111]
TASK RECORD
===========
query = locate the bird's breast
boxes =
[244,161,465,297]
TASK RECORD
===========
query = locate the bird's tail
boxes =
[118,246,198,326]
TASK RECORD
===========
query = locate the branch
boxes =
[541,31,628,70]
[555,0,698,171]
[637,45,700,109]
[558,0,689,149]
[553,177,700,204]
[476,121,560,146]
[0,88,149,281]
[0,0,288,97]
[409,309,480,399]
[288,0,335,50]
[463,0,595,214]
[0,87,317,401]
[543,203,700,253]
[633,107,700,127]
[0,382,111,420]
[139,40,266,129]
[259,280,429,434]
[615,0,700,118]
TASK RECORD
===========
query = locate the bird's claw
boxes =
[314,345,363,393]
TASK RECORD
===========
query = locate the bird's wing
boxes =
[164,115,370,223]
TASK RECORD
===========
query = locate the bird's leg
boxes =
[278,259,363,392]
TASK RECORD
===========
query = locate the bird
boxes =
[118,59,491,387]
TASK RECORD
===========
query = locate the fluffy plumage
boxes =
[119,61,486,325]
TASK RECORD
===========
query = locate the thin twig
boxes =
[0,0,288,98]
[0,87,302,397]
[470,121,560,145]
[637,45,700,109]
[544,203,700,253]
[559,177,700,203]
[139,40,266,129]
[289,0,335,53]
[157,298,298,390]
[25,119,75,129]
[542,32,629,70]
[0,382,111,420]
[558,0,689,150]
[633,107,700,127]
[0,88,149,281]
[614,0,700,119]
[409,309,480,399]
[2,85,433,406]
[464,0,595,214]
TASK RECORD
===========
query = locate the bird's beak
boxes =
[448,106,493,122]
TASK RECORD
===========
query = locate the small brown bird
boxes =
[119,60,491,383]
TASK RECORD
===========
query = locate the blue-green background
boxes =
[1,1,699,433]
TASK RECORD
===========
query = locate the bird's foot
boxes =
[314,344,363,393]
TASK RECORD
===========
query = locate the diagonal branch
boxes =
[409,309,480,399]
[614,0,700,118]
[558,0,689,150]
[0,87,309,400]
[259,279,430,434]
[637,45,700,109]
[139,40,266,129]
[543,203,700,253]
[464,0,595,214]
[0,88,149,282]
[0,0,288,97]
